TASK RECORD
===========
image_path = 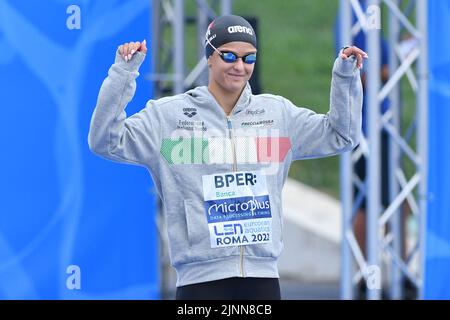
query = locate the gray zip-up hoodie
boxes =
[88,50,362,287]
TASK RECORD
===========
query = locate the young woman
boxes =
[88,15,367,300]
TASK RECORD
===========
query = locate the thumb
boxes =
[138,39,148,54]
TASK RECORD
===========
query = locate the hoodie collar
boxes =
[232,82,252,115]
[186,82,253,116]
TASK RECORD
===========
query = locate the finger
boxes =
[118,45,123,56]
[356,53,363,69]
[353,46,368,58]
[139,39,148,54]
[130,41,139,60]
[346,46,355,57]
[127,42,135,61]
[131,42,140,55]
[123,43,129,60]
[357,48,368,59]
[344,46,355,58]
[342,48,349,58]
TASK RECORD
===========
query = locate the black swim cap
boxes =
[205,15,257,59]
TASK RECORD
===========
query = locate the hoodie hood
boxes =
[185,82,253,116]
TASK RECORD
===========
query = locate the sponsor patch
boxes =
[202,171,272,248]
[240,119,274,128]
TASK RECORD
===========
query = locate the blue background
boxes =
[0,0,159,299]
[425,0,450,300]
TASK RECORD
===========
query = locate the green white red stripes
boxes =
[160,137,291,164]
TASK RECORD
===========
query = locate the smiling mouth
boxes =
[228,73,245,79]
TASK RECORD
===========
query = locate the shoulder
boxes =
[252,93,286,104]
[251,93,295,111]
[145,93,188,111]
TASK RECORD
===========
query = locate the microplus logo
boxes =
[227,25,253,35]
[207,197,271,216]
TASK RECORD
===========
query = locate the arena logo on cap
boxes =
[227,25,253,35]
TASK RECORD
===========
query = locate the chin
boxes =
[224,80,246,92]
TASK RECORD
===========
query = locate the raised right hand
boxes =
[118,40,147,62]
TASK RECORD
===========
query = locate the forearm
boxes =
[287,55,363,160]
[88,51,146,161]
[328,55,363,149]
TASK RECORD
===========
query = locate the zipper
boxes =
[227,117,238,171]
[227,115,245,277]
[208,85,247,277]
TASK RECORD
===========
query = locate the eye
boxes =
[221,52,237,62]
[243,53,257,64]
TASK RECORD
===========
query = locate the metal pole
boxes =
[339,0,426,301]
[416,0,428,300]
[339,0,354,301]
[151,0,161,97]
[221,0,232,16]
[173,0,185,94]
[197,5,208,60]
[387,0,402,300]
[366,0,382,300]
[197,4,209,86]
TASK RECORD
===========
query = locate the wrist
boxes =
[114,50,146,72]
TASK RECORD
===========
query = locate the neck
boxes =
[208,82,245,116]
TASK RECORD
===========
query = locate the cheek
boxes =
[214,68,224,81]
[245,65,255,76]
[210,65,220,79]
[214,65,230,80]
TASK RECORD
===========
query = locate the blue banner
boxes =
[0,0,159,299]
[425,0,450,300]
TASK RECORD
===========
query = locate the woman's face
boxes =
[208,41,257,94]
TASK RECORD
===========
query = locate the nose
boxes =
[232,58,245,71]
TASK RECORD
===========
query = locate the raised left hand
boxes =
[341,46,368,69]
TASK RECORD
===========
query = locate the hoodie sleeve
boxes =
[88,50,161,168]
[285,53,363,161]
